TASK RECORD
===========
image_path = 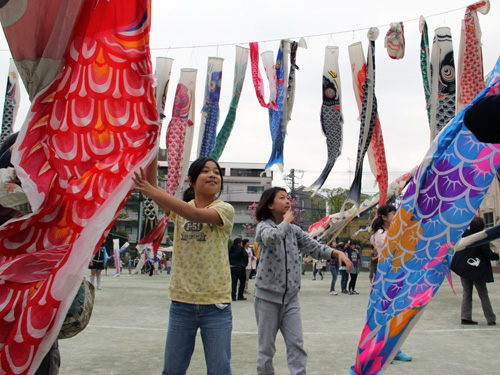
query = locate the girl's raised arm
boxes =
[133,167,223,225]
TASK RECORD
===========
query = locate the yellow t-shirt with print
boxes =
[169,199,234,304]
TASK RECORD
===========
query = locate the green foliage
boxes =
[322,187,351,213]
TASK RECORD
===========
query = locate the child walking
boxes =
[133,156,234,375]
[253,187,352,375]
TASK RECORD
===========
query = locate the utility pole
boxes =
[283,168,303,199]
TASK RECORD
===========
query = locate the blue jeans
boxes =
[340,269,349,292]
[329,265,338,292]
[162,302,232,375]
[313,264,323,277]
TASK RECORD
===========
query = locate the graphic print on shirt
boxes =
[181,222,207,241]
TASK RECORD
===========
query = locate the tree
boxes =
[322,187,351,214]
[242,198,304,236]
[242,202,258,236]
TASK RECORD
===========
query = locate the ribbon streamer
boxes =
[210,45,249,160]
[249,42,277,110]
[419,16,432,126]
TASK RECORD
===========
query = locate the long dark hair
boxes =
[182,157,224,202]
[468,216,485,235]
[229,238,242,252]
[371,204,396,232]
[256,187,287,222]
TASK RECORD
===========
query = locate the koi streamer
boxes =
[198,57,223,157]
[305,46,343,195]
[429,27,456,141]
[351,65,500,375]
[457,0,490,112]
[142,57,174,235]
[343,28,380,214]
[0,2,158,374]
[349,40,388,210]
[138,68,198,252]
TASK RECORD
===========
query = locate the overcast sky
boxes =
[1,0,499,196]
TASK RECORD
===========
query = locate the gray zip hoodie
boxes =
[254,219,333,304]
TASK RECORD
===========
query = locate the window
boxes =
[231,168,264,177]
[247,186,265,194]
[484,212,494,228]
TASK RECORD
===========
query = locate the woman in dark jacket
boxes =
[229,238,248,301]
[451,216,499,325]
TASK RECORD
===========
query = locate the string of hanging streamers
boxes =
[147,6,467,51]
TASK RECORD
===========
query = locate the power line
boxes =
[149,6,466,51]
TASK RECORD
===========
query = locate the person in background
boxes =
[451,216,499,326]
[312,258,323,280]
[338,242,349,294]
[89,244,105,290]
[249,246,258,279]
[166,257,172,275]
[128,256,132,274]
[243,238,255,294]
[347,242,360,295]
[253,241,260,272]
[229,238,249,301]
[327,240,339,295]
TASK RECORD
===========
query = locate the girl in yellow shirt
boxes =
[134,156,234,375]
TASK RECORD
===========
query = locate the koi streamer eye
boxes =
[441,65,455,81]
[325,88,336,98]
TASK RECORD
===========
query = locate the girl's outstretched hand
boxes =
[334,250,353,273]
[133,167,157,197]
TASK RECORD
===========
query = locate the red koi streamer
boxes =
[0,1,158,373]
[457,0,490,112]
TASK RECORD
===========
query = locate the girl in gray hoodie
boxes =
[254,187,352,375]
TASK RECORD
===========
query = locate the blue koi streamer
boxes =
[351,62,500,375]
[198,60,223,158]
